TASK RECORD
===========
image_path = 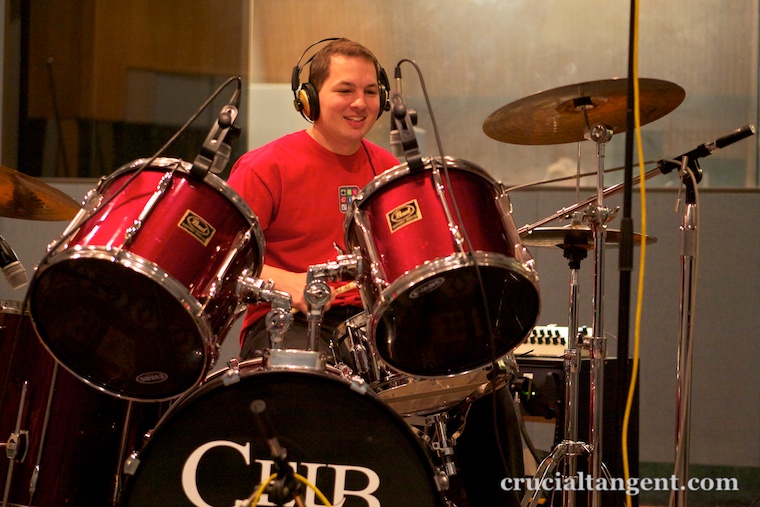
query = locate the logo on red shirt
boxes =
[338,186,361,213]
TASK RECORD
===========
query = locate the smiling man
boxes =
[227,38,524,507]
[228,38,398,349]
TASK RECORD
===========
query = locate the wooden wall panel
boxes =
[28,0,247,121]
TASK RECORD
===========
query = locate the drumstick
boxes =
[290,281,358,314]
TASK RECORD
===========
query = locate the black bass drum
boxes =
[121,359,446,507]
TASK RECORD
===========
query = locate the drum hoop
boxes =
[351,156,499,209]
[366,251,539,377]
[343,156,503,250]
[104,157,266,269]
[332,310,369,340]
[138,359,377,459]
[34,247,213,340]
[0,299,25,315]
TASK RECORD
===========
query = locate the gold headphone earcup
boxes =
[297,87,312,119]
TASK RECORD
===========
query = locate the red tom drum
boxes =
[28,158,264,401]
[344,157,540,377]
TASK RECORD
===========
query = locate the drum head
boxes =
[122,366,444,507]
[30,257,207,401]
[373,255,540,377]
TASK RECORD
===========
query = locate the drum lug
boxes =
[332,362,354,378]
[226,355,241,372]
[434,470,451,494]
[83,186,105,210]
[347,375,368,395]
[123,451,141,476]
[4,430,29,462]
[221,360,242,386]
[49,188,104,252]
[204,228,255,303]
[30,464,41,497]
[124,171,174,246]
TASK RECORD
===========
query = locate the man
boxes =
[228,38,398,354]
[227,38,523,506]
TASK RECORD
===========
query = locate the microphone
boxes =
[0,236,28,289]
[389,66,404,158]
[390,64,424,171]
[658,124,756,174]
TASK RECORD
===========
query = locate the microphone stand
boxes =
[250,400,305,507]
[670,158,701,507]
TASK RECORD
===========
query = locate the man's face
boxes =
[313,55,382,153]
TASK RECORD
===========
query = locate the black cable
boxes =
[397,57,512,479]
[31,76,242,269]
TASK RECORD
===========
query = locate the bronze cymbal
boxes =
[483,78,685,145]
[0,165,81,221]
[521,223,656,250]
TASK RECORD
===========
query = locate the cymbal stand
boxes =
[585,124,614,507]
[562,240,591,507]
[522,123,615,507]
[521,239,592,507]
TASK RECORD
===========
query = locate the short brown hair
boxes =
[308,38,382,92]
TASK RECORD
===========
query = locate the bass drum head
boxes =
[122,365,445,507]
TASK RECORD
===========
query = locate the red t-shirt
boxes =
[227,130,400,337]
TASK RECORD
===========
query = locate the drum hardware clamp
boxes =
[304,255,363,352]
[236,271,294,350]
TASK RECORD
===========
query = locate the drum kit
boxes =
[0,75,751,507]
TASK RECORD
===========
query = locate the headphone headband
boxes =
[292,38,390,122]
[291,37,340,95]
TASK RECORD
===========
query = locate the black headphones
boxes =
[291,38,390,122]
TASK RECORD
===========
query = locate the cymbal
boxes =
[0,165,81,221]
[521,223,656,249]
[483,78,685,145]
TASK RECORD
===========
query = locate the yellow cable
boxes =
[622,0,645,506]
[294,473,334,507]
[248,472,334,507]
[249,473,277,506]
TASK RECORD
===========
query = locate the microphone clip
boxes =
[391,96,424,171]
[190,103,241,179]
